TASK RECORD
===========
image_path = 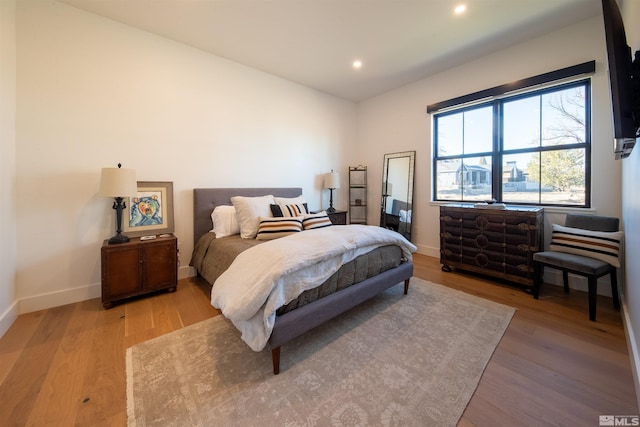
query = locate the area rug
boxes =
[126,277,515,427]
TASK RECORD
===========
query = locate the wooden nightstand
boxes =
[326,210,348,225]
[101,234,178,308]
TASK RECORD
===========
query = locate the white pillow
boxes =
[231,195,275,239]
[549,223,623,268]
[210,205,240,238]
[399,209,412,223]
[274,195,306,205]
[302,211,333,230]
[255,216,303,240]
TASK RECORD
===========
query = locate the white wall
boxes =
[0,0,18,337]
[12,0,356,315]
[355,16,622,258]
[619,0,640,409]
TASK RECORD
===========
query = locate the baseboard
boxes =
[415,243,439,258]
[542,269,613,297]
[18,283,102,314]
[16,265,193,315]
[0,300,19,340]
[620,297,640,411]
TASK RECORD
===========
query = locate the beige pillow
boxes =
[210,205,240,238]
[231,195,275,239]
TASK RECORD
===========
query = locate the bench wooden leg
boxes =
[533,263,542,299]
[588,276,597,321]
[610,268,620,310]
[404,278,410,295]
[272,347,281,375]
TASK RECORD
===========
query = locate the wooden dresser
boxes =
[101,234,178,308]
[439,204,543,289]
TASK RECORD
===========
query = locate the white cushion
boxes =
[270,203,309,217]
[274,195,306,205]
[399,209,412,223]
[302,211,333,230]
[549,224,623,268]
[255,216,303,240]
[231,195,275,239]
[210,205,240,238]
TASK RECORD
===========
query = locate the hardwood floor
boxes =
[0,253,637,426]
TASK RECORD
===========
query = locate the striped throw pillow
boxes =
[302,212,333,230]
[549,224,623,268]
[270,203,309,217]
[256,216,303,240]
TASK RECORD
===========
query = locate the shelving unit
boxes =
[349,166,367,224]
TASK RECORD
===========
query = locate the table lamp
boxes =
[100,163,137,244]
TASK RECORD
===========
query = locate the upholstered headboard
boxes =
[193,187,303,244]
[391,199,411,216]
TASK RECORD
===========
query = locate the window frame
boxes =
[432,78,592,208]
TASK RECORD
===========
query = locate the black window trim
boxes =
[426,60,595,114]
[432,78,592,208]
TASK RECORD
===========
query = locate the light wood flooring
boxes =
[0,253,637,426]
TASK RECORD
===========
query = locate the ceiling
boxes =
[58,0,602,102]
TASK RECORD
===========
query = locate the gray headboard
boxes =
[193,187,303,244]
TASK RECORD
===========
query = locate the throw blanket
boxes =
[211,225,417,351]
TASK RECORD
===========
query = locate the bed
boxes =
[191,187,416,374]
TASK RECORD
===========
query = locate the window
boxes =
[433,79,590,207]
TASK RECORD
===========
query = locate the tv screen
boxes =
[601,0,640,159]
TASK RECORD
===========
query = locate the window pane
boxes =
[502,153,540,204]
[432,80,589,207]
[541,86,586,146]
[539,148,586,205]
[463,107,493,154]
[460,157,493,201]
[437,113,463,156]
[503,97,540,150]
[435,159,462,200]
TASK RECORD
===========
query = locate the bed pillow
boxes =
[549,224,623,268]
[274,195,306,206]
[399,209,412,223]
[255,216,303,240]
[210,205,240,238]
[302,211,333,230]
[270,203,309,217]
[231,195,275,239]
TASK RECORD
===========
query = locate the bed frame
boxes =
[193,187,413,374]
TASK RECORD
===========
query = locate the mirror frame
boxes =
[380,150,416,241]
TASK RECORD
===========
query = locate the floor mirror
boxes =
[380,151,415,241]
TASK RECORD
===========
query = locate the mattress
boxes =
[190,232,404,315]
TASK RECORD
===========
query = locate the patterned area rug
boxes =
[126,278,515,426]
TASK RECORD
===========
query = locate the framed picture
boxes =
[123,181,174,238]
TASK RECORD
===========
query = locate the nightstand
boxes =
[326,210,348,225]
[101,234,178,308]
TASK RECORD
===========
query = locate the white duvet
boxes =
[211,225,417,351]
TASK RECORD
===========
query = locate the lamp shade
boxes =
[100,166,137,197]
[323,171,340,189]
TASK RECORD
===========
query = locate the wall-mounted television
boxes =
[602,0,640,159]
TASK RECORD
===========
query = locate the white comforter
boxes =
[211,225,417,351]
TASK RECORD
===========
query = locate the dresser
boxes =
[101,234,178,308]
[440,204,543,288]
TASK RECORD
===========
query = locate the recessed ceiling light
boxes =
[352,60,362,69]
[454,4,466,14]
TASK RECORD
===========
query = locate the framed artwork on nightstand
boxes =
[122,181,174,237]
